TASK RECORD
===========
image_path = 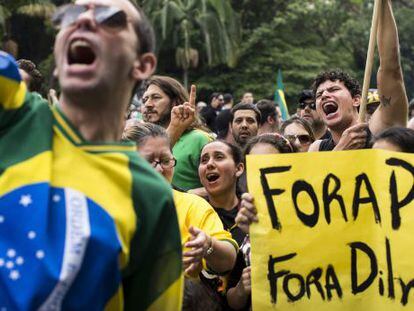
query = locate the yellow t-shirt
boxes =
[173,190,238,251]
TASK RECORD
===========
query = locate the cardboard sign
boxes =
[247,150,414,310]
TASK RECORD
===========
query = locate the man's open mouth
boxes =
[68,39,96,65]
[322,102,338,116]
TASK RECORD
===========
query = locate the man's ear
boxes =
[235,162,244,177]
[267,115,275,125]
[353,95,361,108]
[132,53,157,81]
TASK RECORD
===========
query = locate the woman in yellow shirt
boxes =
[123,122,237,278]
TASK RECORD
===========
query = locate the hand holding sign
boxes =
[236,193,258,234]
[239,266,252,294]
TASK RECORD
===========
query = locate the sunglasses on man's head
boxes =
[298,101,316,110]
[285,134,312,145]
[52,4,129,32]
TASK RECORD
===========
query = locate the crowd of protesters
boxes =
[1,0,414,309]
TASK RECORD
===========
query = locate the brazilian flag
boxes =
[274,68,289,121]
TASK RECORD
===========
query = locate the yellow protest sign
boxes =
[247,150,414,310]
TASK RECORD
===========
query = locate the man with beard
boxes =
[142,75,213,191]
[297,89,330,140]
[0,0,182,309]
[309,0,407,151]
[230,103,261,148]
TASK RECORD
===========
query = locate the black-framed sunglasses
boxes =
[298,101,316,110]
[52,4,129,32]
[285,134,312,145]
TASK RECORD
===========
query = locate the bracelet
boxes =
[205,237,214,256]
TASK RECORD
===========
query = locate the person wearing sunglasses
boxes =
[297,89,330,140]
[281,116,316,152]
[0,0,183,310]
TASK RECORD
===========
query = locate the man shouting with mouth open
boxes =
[0,0,182,310]
[309,0,408,152]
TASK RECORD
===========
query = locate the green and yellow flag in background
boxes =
[274,68,289,121]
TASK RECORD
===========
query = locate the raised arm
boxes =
[369,0,408,134]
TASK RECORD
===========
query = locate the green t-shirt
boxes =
[172,129,213,190]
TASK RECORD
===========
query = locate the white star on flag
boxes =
[9,270,20,281]
[19,195,32,207]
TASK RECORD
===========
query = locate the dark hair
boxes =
[131,4,156,54]
[244,133,297,155]
[230,103,261,124]
[144,75,188,106]
[372,127,414,153]
[216,109,232,139]
[223,93,233,104]
[280,116,316,142]
[298,89,314,104]
[17,59,43,93]
[122,122,170,147]
[256,99,278,126]
[144,75,210,132]
[312,69,361,98]
[209,92,222,103]
[408,99,414,117]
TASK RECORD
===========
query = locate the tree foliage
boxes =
[140,0,241,87]
[190,0,414,107]
[2,0,414,107]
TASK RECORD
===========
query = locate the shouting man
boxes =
[0,0,182,309]
[310,0,408,151]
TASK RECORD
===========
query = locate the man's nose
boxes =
[321,89,331,100]
[74,8,97,30]
[144,99,153,107]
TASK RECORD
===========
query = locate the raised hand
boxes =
[167,84,197,145]
[236,193,258,234]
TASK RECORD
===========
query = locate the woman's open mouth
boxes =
[206,173,220,183]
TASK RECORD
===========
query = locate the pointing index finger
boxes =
[189,84,196,108]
